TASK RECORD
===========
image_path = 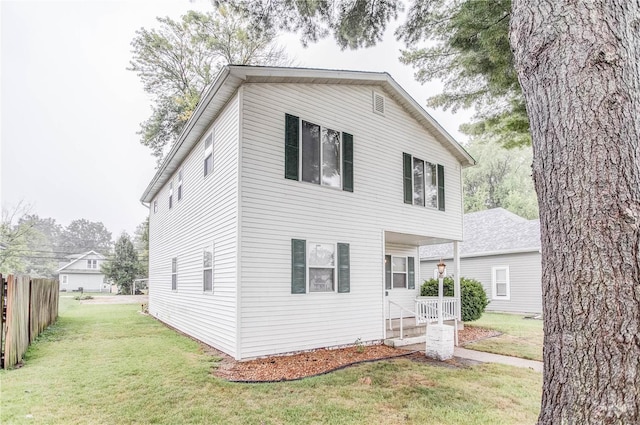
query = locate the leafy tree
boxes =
[18,214,64,278]
[129,6,290,163]
[60,219,112,255]
[226,0,527,146]
[228,0,640,420]
[463,135,538,219]
[101,233,140,295]
[0,203,40,274]
[133,218,149,277]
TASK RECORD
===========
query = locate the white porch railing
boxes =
[387,300,417,340]
[415,297,459,346]
[387,297,460,345]
[415,296,458,324]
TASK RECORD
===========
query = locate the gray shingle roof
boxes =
[420,208,540,259]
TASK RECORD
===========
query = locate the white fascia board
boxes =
[420,247,540,261]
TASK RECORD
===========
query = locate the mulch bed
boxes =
[211,326,500,382]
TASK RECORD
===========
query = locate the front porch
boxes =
[384,296,461,347]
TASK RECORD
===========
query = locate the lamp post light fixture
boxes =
[437,259,446,325]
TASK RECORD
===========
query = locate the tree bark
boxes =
[510,1,640,423]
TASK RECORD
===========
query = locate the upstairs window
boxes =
[61,275,68,284]
[87,259,97,269]
[169,180,174,209]
[153,200,158,213]
[204,133,213,177]
[177,169,183,201]
[203,245,213,292]
[403,153,445,211]
[285,114,353,192]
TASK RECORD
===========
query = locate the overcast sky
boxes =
[1,0,472,237]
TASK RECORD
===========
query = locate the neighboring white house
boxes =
[57,250,109,292]
[421,208,542,314]
[140,66,475,361]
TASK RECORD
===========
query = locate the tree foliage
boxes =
[60,219,113,255]
[101,233,141,295]
[130,6,290,163]
[0,203,40,275]
[463,135,537,218]
[228,0,529,147]
[133,218,149,278]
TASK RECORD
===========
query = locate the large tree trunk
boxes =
[510,1,640,423]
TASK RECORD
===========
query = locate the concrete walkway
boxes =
[399,343,543,373]
[454,347,542,372]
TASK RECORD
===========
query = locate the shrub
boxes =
[420,276,489,322]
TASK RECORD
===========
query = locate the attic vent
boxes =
[373,92,385,115]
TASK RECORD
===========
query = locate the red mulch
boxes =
[210,326,500,382]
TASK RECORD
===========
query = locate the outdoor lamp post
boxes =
[437,259,446,325]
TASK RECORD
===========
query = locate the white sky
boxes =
[1,0,472,237]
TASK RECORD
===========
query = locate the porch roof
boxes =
[385,231,458,247]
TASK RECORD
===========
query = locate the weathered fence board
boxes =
[1,275,59,369]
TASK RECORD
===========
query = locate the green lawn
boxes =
[1,298,541,424]
[465,313,544,361]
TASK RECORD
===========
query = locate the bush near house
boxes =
[421,277,489,322]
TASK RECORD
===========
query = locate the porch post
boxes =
[453,241,461,322]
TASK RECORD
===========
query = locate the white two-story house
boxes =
[140,66,475,361]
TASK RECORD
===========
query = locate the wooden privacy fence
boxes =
[1,274,59,369]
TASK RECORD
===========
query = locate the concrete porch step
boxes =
[384,335,426,348]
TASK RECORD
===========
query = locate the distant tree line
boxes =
[0,204,148,281]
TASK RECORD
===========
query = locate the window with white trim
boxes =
[61,275,68,284]
[177,169,183,201]
[308,242,336,292]
[301,121,342,188]
[171,257,177,290]
[203,245,213,292]
[492,266,510,300]
[403,153,445,211]
[153,200,158,213]
[413,157,438,208]
[204,133,213,177]
[392,256,407,288]
[87,259,97,269]
[168,180,174,209]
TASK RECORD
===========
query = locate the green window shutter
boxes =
[342,133,354,192]
[437,164,445,211]
[285,114,299,180]
[337,243,350,293]
[408,257,415,289]
[403,153,412,204]
[385,255,392,290]
[291,239,306,294]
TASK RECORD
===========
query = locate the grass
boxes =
[1,298,541,424]
[465,313,544,361]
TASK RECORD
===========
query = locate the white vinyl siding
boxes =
[420,251,542,314]
[147,93,240,358]
[492,266,510,300]
[238,83,461,359]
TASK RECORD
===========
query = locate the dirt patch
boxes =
[79,295,148,305]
